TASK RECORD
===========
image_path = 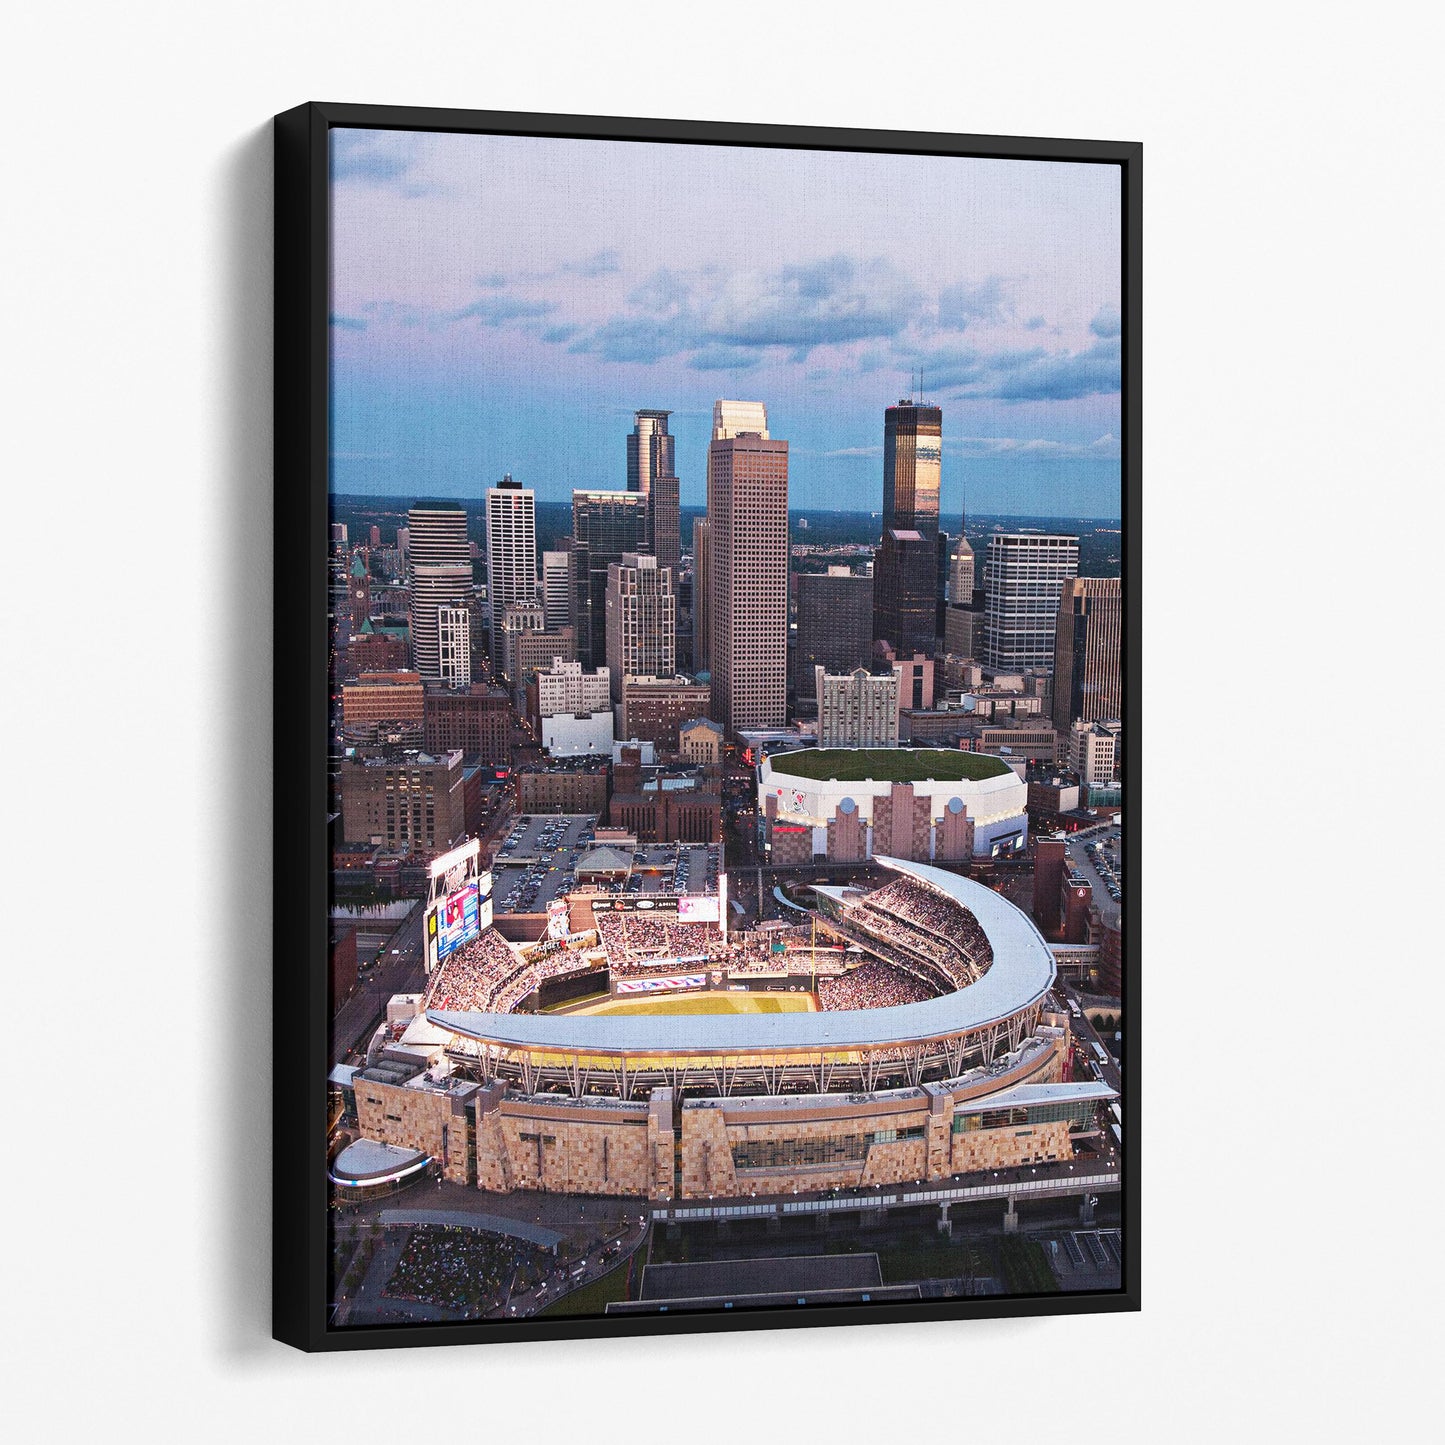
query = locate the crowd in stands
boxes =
[847,877,992,991]
[423,929,523,1012]
[817,960,937,1012]
[422,871,989,1015]
[594,912,726,965]
[424,927,610,1012]
[381,1224,549,1315]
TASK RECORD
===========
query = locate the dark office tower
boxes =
[873,399,943,658]
[1052,576,1123,734]
[627,408,674,496]
[571,489,650,670]
[883,399,941,534]
[793,567,874,701]
[407,504,472,684]
[708,401,788,732]
[936,529,951,641]
[650,472,681,576]
[627,408,681,575]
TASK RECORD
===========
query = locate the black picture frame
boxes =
[274,100,1141,1353]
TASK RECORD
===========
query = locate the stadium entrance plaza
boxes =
[332,1172,1121,1322]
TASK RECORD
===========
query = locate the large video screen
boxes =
[437,881,481,960]
[677,895,720,924]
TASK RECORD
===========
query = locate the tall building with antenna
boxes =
[943,488,985,660]
[872,396,943,658]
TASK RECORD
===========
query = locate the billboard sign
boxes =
[677,895,720,924]
[476,870,494,932]
[547,897,571,941]
[436,881,481,960]
[614,974,706,993]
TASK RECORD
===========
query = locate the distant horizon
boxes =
[329,493,1123,525]
[331,131,1121,520]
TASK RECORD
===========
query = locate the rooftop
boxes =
[767,747,1012,784]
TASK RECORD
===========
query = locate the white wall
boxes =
[542,710,615,758]
[6,1,1439,1439]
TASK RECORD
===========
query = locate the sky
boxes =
[329,129,1122,519]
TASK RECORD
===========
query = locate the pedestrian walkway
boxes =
[379,1207,564,1247]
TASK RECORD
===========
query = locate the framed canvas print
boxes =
[274,102,1140,1352]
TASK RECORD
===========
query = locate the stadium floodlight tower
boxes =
[424,838,493,974]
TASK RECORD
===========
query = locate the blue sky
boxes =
[330,130,1122,519]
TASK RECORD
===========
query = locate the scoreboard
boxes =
[436,881,480,960]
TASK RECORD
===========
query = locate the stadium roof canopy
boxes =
[429,859,1055,1056]
[766,748,1013,784]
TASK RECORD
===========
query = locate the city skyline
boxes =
[330,131,1122,517]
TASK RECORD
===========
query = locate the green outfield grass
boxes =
[767,746,1012,784]
[562,991,817,1018]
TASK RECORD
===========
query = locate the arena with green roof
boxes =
[767,747,1013,785]
[758,747,1029,862]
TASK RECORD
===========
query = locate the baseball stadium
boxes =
[340,850,1114,1203]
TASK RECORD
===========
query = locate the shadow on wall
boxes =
[211,121,274,1358]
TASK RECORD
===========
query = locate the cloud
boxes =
[329,313,367,331]
[822,445,884,459]
[897,343,995,391]
[686,345,763,372]
[1090,306,1122,338]
[911,336,1120,403]
[560,254,924,366]
[541,323,582,344]
[987,336,1120,402]
[564,249,622,277]
[448,294,554,325]
[938,277,1009,329]
[945,433,1120,461]
[1024,315,1047,330]
[361,300,425,327]
[705,256,922,350]
[330,132,437,196]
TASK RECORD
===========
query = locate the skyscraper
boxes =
[982,533,1080,671]
[815,666,899,748]
[542,548,573,632]
[691,516,711,674]
[571,489,650,669]
[627,409,681,575]
[707,400,788,731]
[437,605,471,688]
[950,521,976,602]
[873,399,943,657]
[604,553,676,703]
[793,567,874,701]
[943,504,984,660]
[485,476,537,662]
[407,505,472,684]
[1052,576,1123,733]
